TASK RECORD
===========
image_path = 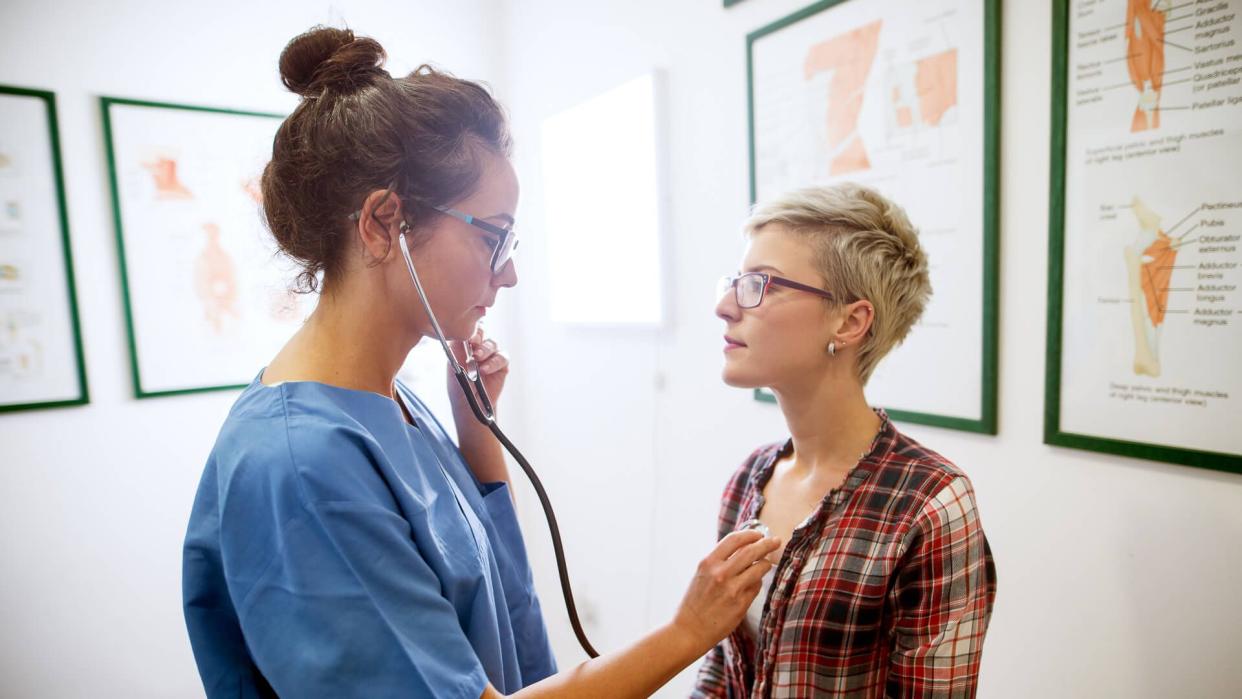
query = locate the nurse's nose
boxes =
[493,258,517,289]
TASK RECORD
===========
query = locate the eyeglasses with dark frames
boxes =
[716,272,835,309]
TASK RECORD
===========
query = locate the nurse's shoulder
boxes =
[206,378,406,517]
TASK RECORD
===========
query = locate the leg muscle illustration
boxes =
[1126,0,1171,132]
[1124,197,1175,377]
[194,223,240,334]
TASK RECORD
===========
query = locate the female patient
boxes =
[695,183,997,697]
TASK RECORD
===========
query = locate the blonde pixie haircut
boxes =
[744,183,932,384]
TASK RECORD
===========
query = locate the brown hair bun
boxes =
[278,26,387,98]
[261,26,512,293]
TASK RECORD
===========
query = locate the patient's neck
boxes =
[770,368,881,477]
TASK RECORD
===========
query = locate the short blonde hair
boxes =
[744,182,931,384]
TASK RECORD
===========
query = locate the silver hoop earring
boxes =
[828,341,837,357]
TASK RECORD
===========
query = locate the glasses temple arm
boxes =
[769,276,836,301]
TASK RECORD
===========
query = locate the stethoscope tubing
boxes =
[399,230,600,659]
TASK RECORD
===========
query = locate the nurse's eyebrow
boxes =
[746,264,784,274]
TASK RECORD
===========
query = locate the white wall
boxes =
[4,1,1241,697]
[0,2,503,696]
[495,1,1242,697]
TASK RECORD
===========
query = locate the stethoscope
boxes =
[396,222,600,659]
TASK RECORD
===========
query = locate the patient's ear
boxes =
[834,299,875,348]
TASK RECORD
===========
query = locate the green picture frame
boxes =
[0,85,89,413]
[101,96,295,399]
[1043,1,1241,475]
[746,0,1002,435]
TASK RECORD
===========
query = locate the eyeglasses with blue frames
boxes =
[716,272,836,309]
[432,205,519,275]
[348,202,519,275]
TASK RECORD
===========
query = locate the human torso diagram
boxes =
[136,150,251,338]
[194,222,240,335]
[142,156,193,200]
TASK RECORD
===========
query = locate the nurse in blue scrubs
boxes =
[182,26,779,699]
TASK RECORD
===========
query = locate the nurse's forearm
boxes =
[457,428,512,487]
[488,530,779,699]
[492,622,705,699]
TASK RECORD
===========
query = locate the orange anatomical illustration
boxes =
[242,176,263,205]
[889,48,959,132]
[194,223,240,334]
[142,156,193,199]
[914,49,957,127]
[0,312,43,380]
[804,20,883,175]
[1123,197,1175,377]
[1126,0,1171,132]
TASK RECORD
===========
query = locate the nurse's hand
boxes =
[672,530,782,655]
[449,327,511,486]
[485,530,781,698]
[449,325,509,408]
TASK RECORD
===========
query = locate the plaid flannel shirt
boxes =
[691,411,996,698]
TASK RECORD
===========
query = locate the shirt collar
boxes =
[753,407,895,503]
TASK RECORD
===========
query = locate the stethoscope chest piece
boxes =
[738,518,771,538]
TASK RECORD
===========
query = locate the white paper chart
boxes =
[749,0,996,431]
[1050,0,1242,469]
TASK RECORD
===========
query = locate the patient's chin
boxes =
[721,366,761,389]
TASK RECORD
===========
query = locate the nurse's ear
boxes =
[355,188,405,265]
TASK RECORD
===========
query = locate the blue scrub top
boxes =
[183,374,557,698]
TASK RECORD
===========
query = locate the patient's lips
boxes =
[724,335,747,352]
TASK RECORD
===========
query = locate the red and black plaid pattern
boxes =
[692,411,996,698]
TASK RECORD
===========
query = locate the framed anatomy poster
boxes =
[0,85,89,413]
[1045,0,1242,474]
[747,0,1001,433]
[102,97,313,398]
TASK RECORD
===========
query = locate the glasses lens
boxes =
[737,274,764,308]
[491,232,517,274]
[716,275,734,302]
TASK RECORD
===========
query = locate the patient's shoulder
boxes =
[712,441,786,536]
[725,441,784,494]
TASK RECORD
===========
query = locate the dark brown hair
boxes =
[261,26,511,292]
